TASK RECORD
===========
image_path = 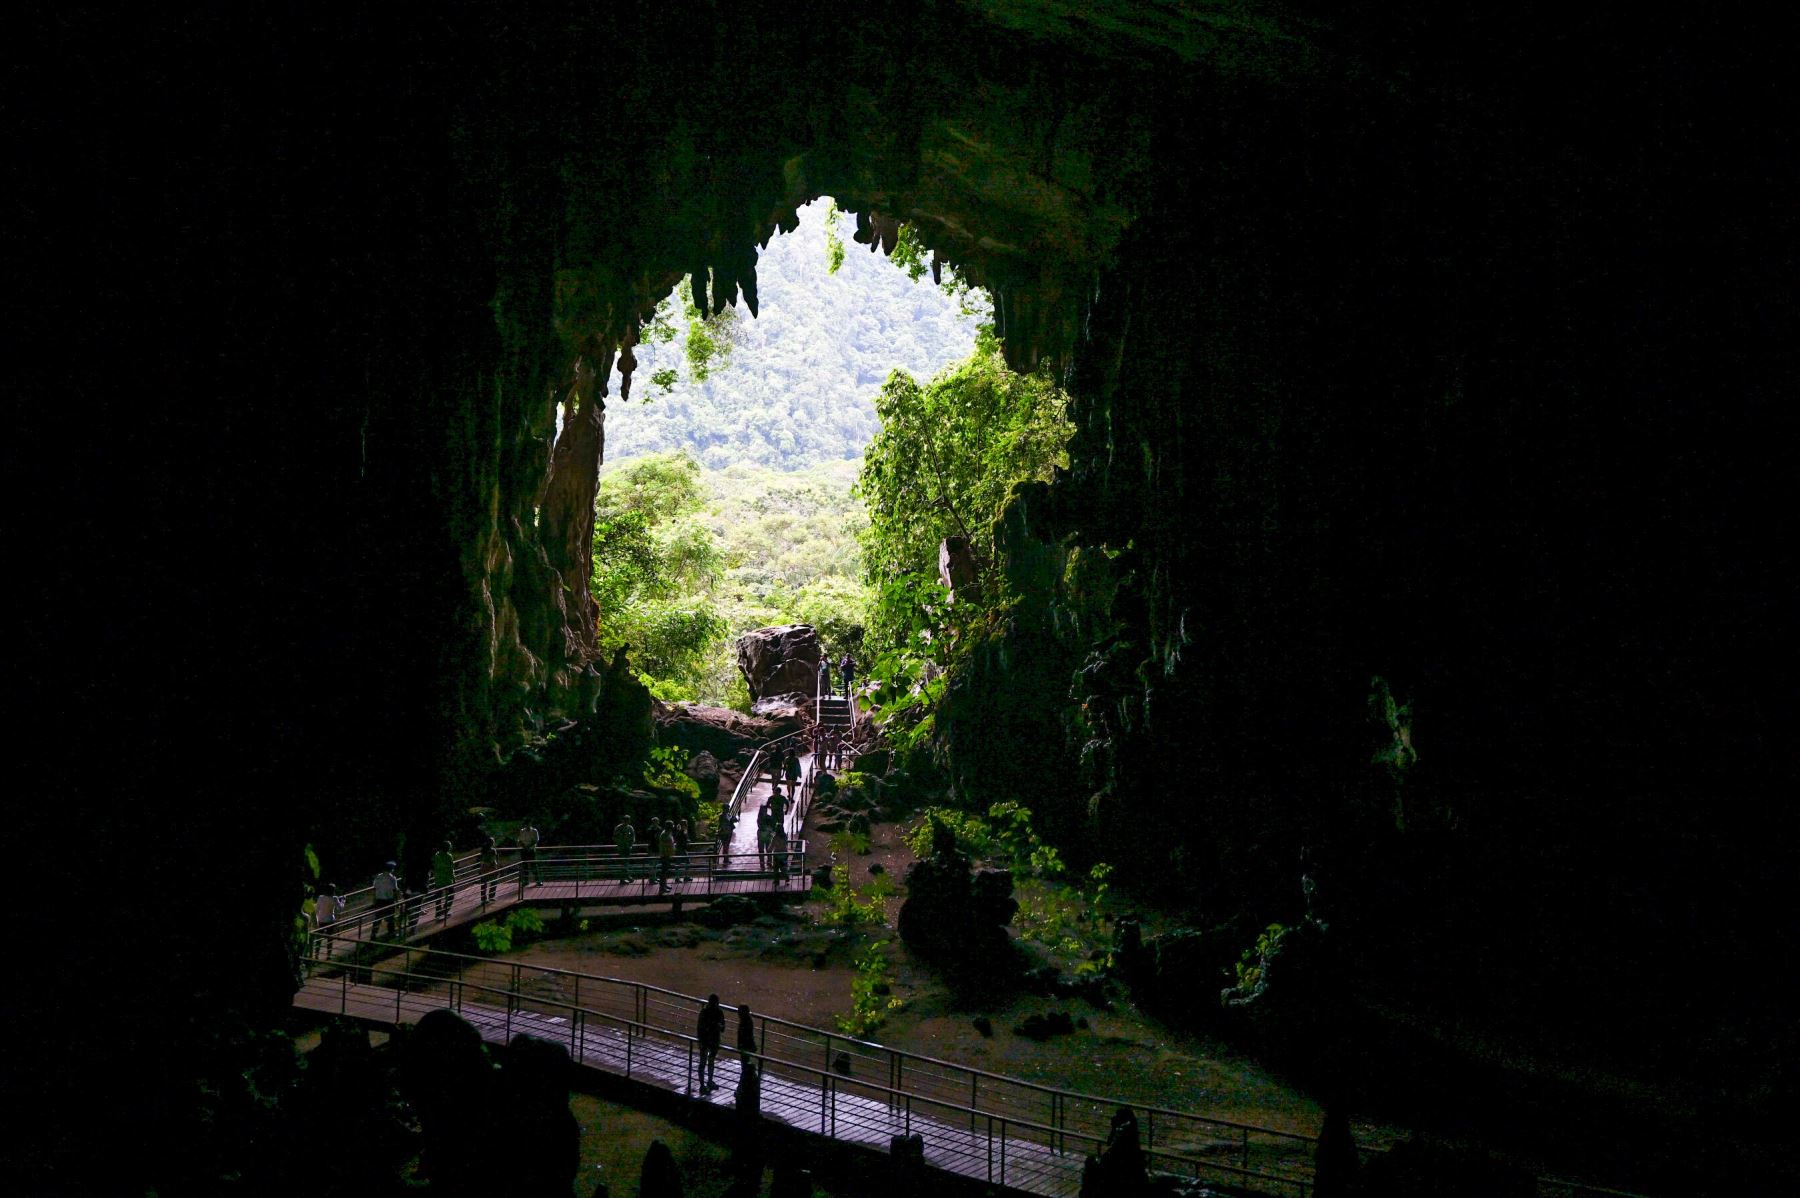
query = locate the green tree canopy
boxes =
[856,329,1072,651]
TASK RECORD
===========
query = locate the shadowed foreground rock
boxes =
[898,817,1018,965]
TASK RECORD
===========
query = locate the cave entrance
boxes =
[586,198,989,708]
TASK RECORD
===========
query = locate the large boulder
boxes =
[654,701,782,761]
[735,624,822,701]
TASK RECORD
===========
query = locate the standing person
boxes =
[517,820,540,885]
[716,811,734,866]
[657,823,676,894]
[613,814,636,884]
[771,824,789,886]
[311,884,341,958]
[756,804,775,872]
[432,840,456,920]
[783,748,801,799]
[816,657,831,701]
[372,861,401,940]
[674,818,691,880]
[696,994,726,1092]
[838,651,856,700]
[478,834,499,903]
[736,1003,758,1066]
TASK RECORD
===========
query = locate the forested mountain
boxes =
[602,199,982,471]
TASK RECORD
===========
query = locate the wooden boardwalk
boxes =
[309,852,809,966]
[295,975,1100,1197]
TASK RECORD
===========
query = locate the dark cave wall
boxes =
[12,1,1796,1189]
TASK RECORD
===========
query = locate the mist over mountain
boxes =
[603,199,983,471]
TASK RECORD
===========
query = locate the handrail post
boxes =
[1241,1125,1250,1172]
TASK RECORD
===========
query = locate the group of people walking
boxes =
[310,827,526,948]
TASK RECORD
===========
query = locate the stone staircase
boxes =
[815,694,854,732]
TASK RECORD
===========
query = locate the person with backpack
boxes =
[838,652,856,699]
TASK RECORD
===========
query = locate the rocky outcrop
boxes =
[735,625,822,701]
[684,750,721,800]
[654,701,782,762]
[938,536,983,605]
[748,695,811,731]
[898,819,1017,963]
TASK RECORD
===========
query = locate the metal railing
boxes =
[305,841,811,959]
[297,940,1326,1197]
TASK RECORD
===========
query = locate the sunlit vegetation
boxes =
[592,453,870,704]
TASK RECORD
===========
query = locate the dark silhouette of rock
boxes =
[888,1132,927,1198]
[898,830,1017,965]
[972,1015,994,1037]
[401,1010,499,1195]
[1014,1010,1076,1041]
[1313,1105,1360,1197]
[1080,1107,1147,1198]
[735,625,823,700]
[499,1034,580,1198]
[639,1140,684,1198]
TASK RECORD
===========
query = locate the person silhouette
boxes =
[697,994,726,1092]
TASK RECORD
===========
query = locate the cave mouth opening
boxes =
[586,195,993,709]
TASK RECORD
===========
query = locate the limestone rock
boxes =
[654,701,782,762]
[748,694,811,731]
[939,536,983,604]
[734,625,822,701]
[684,751,721,798]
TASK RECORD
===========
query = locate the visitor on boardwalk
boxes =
[756,805,775,871]
[716,811,734,863]
[517,820,540,884]
[311,884,341,957]
[614,815,636,883]
[784,747,801,795]
[478,834,499,902]
[657,823,676,894]
[674,818,691,880]
[771,824,789,886]
[432,840,456,919]
[697,993,726,1092]
[372,861,401,939]
[838,652,856,699]
[816,657,831,699]
[736,1003,758,1065]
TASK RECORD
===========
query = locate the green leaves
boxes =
[823,200,847,274]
